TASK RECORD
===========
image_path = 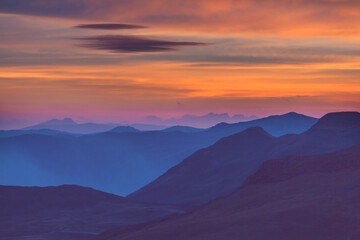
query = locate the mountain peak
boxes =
[42,118,77,126]
[277,112,315,120]
[284,112,299,116]
[110,125,140,133]
[242,126,274,138]
[310,111,360,131]
[221,127,274,143]
[241,126,272,135]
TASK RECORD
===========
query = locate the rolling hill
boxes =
[0,185,182,240]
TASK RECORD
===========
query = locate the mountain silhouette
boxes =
[40,118,77,125]
[143,112,259,128]
[110,126,140,133]
[309,111,360,131]
[0,112,319,195]
[128,123,168,131]
[208,112,317,137]
[0,184,182,240]
[22,118,120,134]
[129,112,360,207]
[97,145,360,240]
[129,127,276,207]
[0,128,76,138]
[161,126,204,133]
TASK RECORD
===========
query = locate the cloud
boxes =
[74,23,147,30]
[0,0,86,18]
[76,35,208,53]
[0,75,197,103]
[1,0,360,37]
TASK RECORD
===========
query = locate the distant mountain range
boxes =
[101,144,360,240]
[22,118,120,134]
[127,123,167,131]
[208,112,317,137]
[129,112,360,207]
[0,128,77,138]
[141,112,259,128]
[0,112,318,195]
[15,112,259,134]
[1,111,360,240]
[110,126,140,133]
[161,126,204,133]
[0,185,182,240]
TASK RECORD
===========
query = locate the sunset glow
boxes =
[1,0,360,128]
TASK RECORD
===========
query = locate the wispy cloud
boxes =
[1,1,359,120]
[74,23,147,30]
[76,35,208,53]
[2,0,360,37]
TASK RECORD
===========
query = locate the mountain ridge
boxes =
[0,112,320,196]
[129,111,360,207]
[98,144,360,240]
[309,111,360,131]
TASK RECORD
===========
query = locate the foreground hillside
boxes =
[97,145,360,240]
[0,185,181,240]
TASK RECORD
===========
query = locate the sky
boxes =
[0,0,359,129]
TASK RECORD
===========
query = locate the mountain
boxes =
[39,117,77,126]
[129,124,168,131]
[0,184,182,240]
[155,112,259,128]
[0,131,209,195]
[161,126,204,133]
[208,112,317,137]
[110,126,140,133]
[129,111,315,137]
[0,129,76,138]
[244,144,360,186]
[96,145,360,240]
[129,112,360,207]
[129,127,277,206]
[309,111,360,131]
[22,118,120,134]
[124,112,255,130]
[0,112,319,195]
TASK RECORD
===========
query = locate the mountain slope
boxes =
[97,145,360,240]
[0,185,182,240]
[129,112,360,206]
[161,126,204,133]
[0,112,318,195]
[110,126,140,133]
[129,127,277,206]
[208,112,317,137]
[0,131,211,195]
[0,129,76,138]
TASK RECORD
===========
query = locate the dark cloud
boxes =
[76,35,208,53]
[0,0,86,18]
[2,0,360,39]
[74,23,147,30]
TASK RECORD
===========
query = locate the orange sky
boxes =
[0,0,359,128]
